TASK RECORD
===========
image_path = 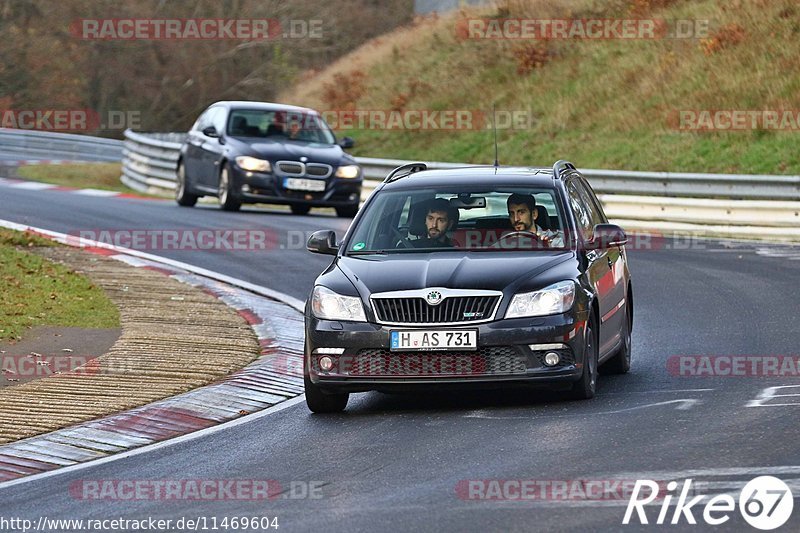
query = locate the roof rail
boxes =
[384,162,427,183]
[552,160,576,180]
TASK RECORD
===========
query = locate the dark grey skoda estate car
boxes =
[304,161,633,412]
[176,101,362,217]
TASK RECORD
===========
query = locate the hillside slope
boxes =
[280,0,800,174]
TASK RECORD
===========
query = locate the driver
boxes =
[506,193,564,247]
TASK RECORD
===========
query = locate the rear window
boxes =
[346,186,568,254]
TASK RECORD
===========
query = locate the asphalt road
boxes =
[1,184,799,532]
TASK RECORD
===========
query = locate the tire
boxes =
[569,314,598,400]
[291,204,311,216]
[335,204,359,218]
[601,305,632,375]
[175,161,198,207]
[304,373,349,413]
[218,165,241,212]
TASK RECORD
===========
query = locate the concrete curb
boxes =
[0,224,306,485]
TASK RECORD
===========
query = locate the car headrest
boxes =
[535,206,550,230]
[231,116,247,134]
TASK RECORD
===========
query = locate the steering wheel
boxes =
[489,230,541,249]
[391,226,414,249]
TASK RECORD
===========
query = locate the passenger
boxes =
[506,193,564,247]
[399,198,458,248]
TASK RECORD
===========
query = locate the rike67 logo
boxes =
[623,476,793,529]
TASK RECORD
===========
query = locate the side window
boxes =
[577,178,607,225]
[567,180,593,240]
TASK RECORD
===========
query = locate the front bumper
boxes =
[231,166,361,207]
[305,312,588,393]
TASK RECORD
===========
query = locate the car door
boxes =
[566,177,616,356]
[198,106,226,189]
[184,109,211,182]
[575,177,626,356]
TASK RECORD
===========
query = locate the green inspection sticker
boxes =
[352,242,365,251]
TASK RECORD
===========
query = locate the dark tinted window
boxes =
[567,180,593,240]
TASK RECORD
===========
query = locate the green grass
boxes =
[287,0,800,174]
[16,163,165,196]
[0,229,120,342]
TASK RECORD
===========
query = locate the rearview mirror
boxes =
[586,224,627,250]
[338,136,355,149]
[307,230,339,255]
[202,126,219,138]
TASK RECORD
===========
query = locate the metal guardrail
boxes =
[0,128,123,163]
[357,157,800,201]
[121,130,184,193]
[4,129,799,240]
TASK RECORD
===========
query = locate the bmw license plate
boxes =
[284,178,326,192]
[390,330,478,351]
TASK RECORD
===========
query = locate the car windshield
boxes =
[227,109,336,144]
[346,186,569,254]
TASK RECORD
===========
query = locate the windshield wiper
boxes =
[347,250,389,256]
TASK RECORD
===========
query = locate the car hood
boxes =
[234,138,351,165]
[337,252,574,296]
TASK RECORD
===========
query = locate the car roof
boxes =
[209,101,319,115]
[380,166,561,190]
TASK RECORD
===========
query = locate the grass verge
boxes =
[16,163,166,196]
[0,228,120,342]
[282,0,800,174]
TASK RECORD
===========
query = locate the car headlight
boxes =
[505,281,576,318]
[235,156,271,173]
[311,286,366,322]
[335,165,360,179]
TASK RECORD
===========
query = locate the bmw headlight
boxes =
[505,281,576,318]
[311,286,366,321]
[235,156,271,173]
[335,165,360,179]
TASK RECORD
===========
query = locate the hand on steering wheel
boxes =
[489,230,541,249]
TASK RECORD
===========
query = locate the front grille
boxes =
[306,163,332,177]
[315,347,526,377]
[276,161,332,178]
[277,161,303,175]
[372,295,499,325]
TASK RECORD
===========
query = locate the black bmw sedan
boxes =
[175,101,362,216]
[303,161,633,412]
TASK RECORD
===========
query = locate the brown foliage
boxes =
[700,23,747,55]
[321,71,367,110]
[513,42,552,75]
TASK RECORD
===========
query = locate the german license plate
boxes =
[284,178,325,192]
[390,329,478,351]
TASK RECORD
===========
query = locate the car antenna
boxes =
[492,103,499,167]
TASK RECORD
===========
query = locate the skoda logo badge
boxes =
[426,291,443,306]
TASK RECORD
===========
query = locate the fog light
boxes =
[241,184,251,192]
[319,356,334,371]
[348,193,358,201]
[544,352,560,366]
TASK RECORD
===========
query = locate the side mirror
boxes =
[586,224,627,250]
[202,126,219,138]
[307,230,339,255]
[338,136,355,149]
